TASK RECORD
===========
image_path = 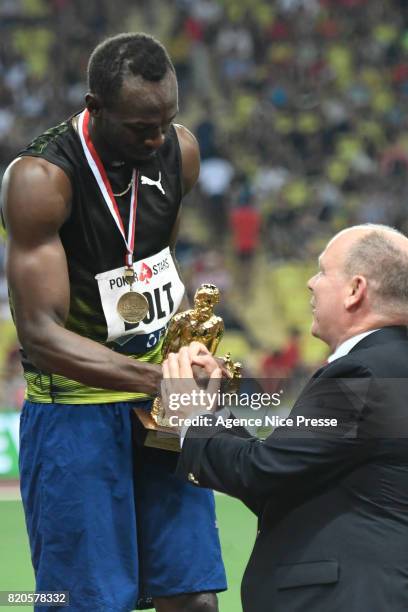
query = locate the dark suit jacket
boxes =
[177,326,408,612]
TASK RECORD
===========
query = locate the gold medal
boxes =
[117,291,149,323]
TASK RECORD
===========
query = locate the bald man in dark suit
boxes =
[162,224,408,612]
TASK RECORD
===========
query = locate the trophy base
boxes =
[133,408,181,452]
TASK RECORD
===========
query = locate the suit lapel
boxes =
[292,327,407,407]
[349,326,408,354]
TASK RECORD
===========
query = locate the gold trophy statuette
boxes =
[134,283,241,451]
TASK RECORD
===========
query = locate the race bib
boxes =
[96,247,184,352]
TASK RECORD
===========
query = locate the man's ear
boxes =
[85,93,103,117]
[344,275,367,310]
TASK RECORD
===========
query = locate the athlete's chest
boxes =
[62,160,181,268]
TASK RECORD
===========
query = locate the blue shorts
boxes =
[19,401,227,611]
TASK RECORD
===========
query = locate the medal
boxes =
[116,265,149,323]
[117,290,149,323]
[78,109,148,324]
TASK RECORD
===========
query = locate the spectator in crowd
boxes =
[230,180,261,291]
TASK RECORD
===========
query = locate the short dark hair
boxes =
[87,32,175,108]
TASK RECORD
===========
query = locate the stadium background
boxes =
[0,0,407,609]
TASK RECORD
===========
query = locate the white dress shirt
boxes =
[327,329,380,363]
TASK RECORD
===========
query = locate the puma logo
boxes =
[141,172,165,195]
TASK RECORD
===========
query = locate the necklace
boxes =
[112,176,134,197]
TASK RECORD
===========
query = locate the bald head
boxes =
[329,224,408,254]
[308,224,408,351]
[332,224,408,317]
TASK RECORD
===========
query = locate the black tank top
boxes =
[18,114,183,403]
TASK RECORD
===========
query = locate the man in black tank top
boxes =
[1,33,226,612]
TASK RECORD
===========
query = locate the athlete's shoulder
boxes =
[21,119,72,156]
[173,123,199,152]
[2,156,72,232]
[19,116,80,182]
[3,155,71,193]
[173,124,200,195]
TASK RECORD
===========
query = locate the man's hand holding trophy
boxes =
[134,283,241,450]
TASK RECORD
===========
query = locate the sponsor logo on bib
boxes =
[139,262,152,284]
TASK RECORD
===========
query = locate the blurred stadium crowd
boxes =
[1,0,408,408]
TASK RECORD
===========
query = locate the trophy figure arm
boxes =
[208,319,224,355]
[162,311,193,357]
[162,316,181,357]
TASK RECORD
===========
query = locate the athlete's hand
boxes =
[188,341,232,380]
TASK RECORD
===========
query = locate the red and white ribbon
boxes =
[78,108,139,267]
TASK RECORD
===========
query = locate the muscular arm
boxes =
[174,123,200,197]
[2,157,161,395]
[170,124,201,312]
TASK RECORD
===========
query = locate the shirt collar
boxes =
[328,329,380,363]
